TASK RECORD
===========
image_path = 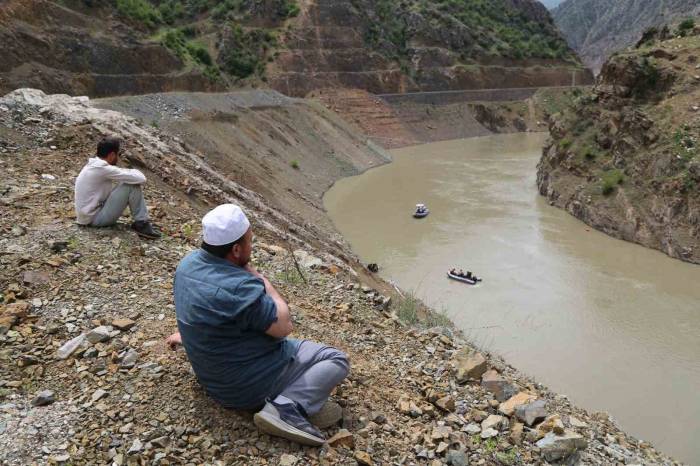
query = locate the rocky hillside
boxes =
[537,30,700,264]
[0,88,680,465]
[553,0,700,73]
[0,0,592,98]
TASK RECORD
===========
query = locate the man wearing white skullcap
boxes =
[167,204,349,446]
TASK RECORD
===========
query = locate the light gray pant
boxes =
[91,183,148,227]
[270,340,350,416]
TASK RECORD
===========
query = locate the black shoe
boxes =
[253,400,325,446]
[131,221,161,239]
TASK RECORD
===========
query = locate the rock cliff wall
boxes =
[537,32,700,263]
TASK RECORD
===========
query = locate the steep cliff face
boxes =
[553,0,700,73]
[537,31,700,263]
[0,0,591,98]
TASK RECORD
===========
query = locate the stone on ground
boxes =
[454,349,487,382]
[86,326,111,344]
[498,392,536,416]
[515,399,547,426]
[111,318,136,331]
[32,389,55,406]
[327,429,354,448]
[56,334,86,359]
[536,431,588,462]
[481,414,505,431]
[481,369,519,402]
[279,453,298,466]
[354,450,373,465]
[481,427,499,439]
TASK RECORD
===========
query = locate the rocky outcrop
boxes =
[537,32,700,263]
[553,0,700,73]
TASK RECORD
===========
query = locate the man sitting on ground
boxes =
[166,204,349,446]
[74,137,160,239]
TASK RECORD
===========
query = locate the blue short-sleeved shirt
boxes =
[174,249,300,409]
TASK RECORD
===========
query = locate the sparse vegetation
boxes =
[560,138,572,149]
[116,0,162,28]
[600,169,624,195]
[395,291,420,325]
[632,57,661,99]
[357,0,575,66]
[290,160,300,169]
[677,18,695,37]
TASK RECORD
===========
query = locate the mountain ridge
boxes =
[553,0,700,72]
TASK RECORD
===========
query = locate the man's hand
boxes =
[165,332,182,350]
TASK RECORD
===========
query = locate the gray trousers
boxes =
[270,340,350,416]
[91,183,149,227]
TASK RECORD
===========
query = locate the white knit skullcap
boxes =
[202,204,250,246]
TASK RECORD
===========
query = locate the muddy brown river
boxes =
[324,133,700,464]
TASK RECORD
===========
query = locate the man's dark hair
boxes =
[201,237,244,258]
[96,137,121,158]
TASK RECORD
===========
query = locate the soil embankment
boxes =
[0,88,681,465]
[310,87,577,148]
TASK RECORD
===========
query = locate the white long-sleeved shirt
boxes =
[74,157,147,225]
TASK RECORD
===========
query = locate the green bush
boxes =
[290,160,299,169]
[187,42,213,66]
[678,18,695,37]
[600,169,624,195]
[116,0,162,27]
[560,138,572,149]
[633,57,661,98]
[157,0,185,24]
[218,25,267,79]
[162,28,188,59]
[280,0,300,18]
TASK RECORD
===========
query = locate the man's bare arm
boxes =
[246,265,293,338]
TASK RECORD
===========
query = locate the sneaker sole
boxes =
[253,411,325,446]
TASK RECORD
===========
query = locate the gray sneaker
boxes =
[253,400,325,446]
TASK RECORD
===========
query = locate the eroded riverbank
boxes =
[324,133,700,464]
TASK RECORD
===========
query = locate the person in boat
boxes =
[458,269,465,277]
[465,271,473,279]
[449,268,456,275]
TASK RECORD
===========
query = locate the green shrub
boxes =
[116,0,162,27]
[584,147,597,161]
[600,169,624,195]
[678,18,695,37]
[280,0,300,18]
[162,28,188,59]
[290,160,299,169]
[218,25,267,79]
[187,42,213,66]
[157,0,185,24]
[633,57,661,98]
[560,138,572,149]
